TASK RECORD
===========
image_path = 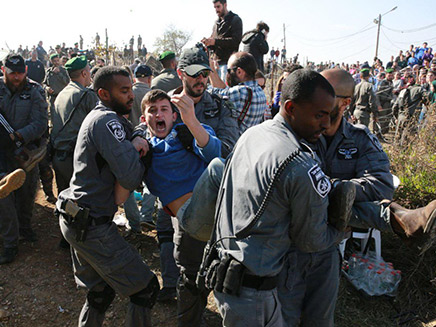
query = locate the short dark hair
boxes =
[281,68,335,106]
[213,0,226,4]
[232,52,257,79]
[68,68,86,80]
[256,22,269,33]
[141,89,173,115]
[93,66,131,92]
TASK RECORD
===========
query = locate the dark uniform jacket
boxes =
[210,11,243,66]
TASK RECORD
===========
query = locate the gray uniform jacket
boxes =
[319,118,394,202]
[52,81,99,152]
[57,103,144,218]
[170,88,239,158]
[0,78,48,144]
[351,80,379,116]
[129,82,151,127]
[215,114,343,277]
[43,66,70,97]
[151,68,182,93]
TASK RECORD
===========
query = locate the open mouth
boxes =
[156,120,166,132]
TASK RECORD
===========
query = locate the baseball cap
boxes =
[4,54,26,74]
[134,64,152,78]
[178,47,211,75]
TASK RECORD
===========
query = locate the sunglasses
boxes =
[185,70,210,78]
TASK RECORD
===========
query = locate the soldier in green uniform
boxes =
[151,51,182,93]
[51,56,98,194]
[350,68,381,127]
[43,54,70,120]
[376,68,394,134]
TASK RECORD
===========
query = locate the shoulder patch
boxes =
[337,147,358,160]
[307,164,331,198]
[368,133,383,152]
[106,119,126,142]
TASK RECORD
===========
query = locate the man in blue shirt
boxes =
[124,89,223,238]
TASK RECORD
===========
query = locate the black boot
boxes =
[328,181,356,232]
[0,247,18,265]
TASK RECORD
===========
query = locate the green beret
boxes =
[50,54,59,60]
[159,51,176,61]
[385,68,394,73]
[360,68,370,73]
[65,56,88,71]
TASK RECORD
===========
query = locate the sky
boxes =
[2,0,435,65]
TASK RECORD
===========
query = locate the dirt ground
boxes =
[0,189,221,327]
[1,185,436,326]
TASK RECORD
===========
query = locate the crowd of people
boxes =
[1,1,436,326]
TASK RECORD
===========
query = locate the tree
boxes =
[154,25,192,57]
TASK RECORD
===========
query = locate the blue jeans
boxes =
[177,157,225,242]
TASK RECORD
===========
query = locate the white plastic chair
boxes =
[339,175,400,261]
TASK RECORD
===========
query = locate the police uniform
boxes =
[57,103,157,327]
[51,57,99,193]
[0,76,48,253]
[351,79,378,126]
[215,115,343,327]
[319,118,394,231]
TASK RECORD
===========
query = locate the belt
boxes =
[62,213,112,226]
[242,274,278,291]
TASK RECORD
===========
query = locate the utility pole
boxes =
[375,14,381,59]
[283,23,286,49]
[374,6,397,59]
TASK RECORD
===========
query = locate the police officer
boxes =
[0,54,48,264]
[351,68,381,127]
[51,56,98,194]
[319,69,436,245]
[171,46,239,326]
[57,66,158,327]
[212,69,345,326]
[151,51,182,93]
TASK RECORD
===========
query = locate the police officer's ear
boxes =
[97,88,111,102]
[283,99,295,117]
[140,115,146,124]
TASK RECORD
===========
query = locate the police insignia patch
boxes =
[368,133,383,152]
[337,147,358,160]
[19,94,30,100]
[308,164,331,198]
[106,119,126,142]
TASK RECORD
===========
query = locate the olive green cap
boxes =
[50,54,59,60]
[385,68,394,73]
[65,55,88,71]
[159,51,176,61]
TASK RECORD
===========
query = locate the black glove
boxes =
[141,140,153,171]
[175,124,194,153]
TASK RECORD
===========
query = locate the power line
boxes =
[381,22,436,33]
[381,28,403,50]
[287,24,375,43]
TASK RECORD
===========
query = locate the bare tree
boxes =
[154,25,192,57]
